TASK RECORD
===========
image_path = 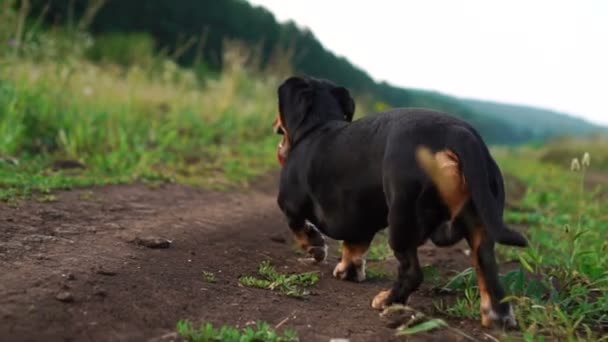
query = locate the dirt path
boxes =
[0,173,495,342]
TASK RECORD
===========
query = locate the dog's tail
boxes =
[417,132,528,248]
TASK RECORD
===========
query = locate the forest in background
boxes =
[25,0,607,145]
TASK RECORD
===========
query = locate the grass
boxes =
[366,266,392,281]
[0,17,283,201]
[494,148,608,341]
[239,261,320,299]
[202,271,217,283]
[367,232,394,262]
[430,146,608,341]
[0,16,375,201]
[433,268,481,320]
[177,320,297,342]
[540,135,608,172]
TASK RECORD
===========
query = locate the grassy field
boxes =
[0,19,287,201]
[494,147,608,341]
[2,11,607,341]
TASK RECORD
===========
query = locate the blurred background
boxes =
[0,0,606,197]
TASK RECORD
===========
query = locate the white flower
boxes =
[582,152,590,167]
[570,158,581,172]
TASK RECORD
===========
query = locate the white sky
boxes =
[248,0,608,125]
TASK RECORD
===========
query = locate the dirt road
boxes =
[0,173,496,342]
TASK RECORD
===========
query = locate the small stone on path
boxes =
[134,236,172,249]
[55,291,74,303]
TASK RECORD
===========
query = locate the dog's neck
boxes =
[279,120,348,167]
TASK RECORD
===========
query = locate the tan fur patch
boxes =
[333,242,370,281]
[293,230,310,251]
[371,289,392,310]
[339,242,369,266]
[416,146,471,219]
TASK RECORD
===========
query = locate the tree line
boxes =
[27,0,551,145]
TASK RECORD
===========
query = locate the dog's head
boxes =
[274,76,355,166]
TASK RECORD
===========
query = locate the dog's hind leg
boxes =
[372,248,422,310]
[333,240,371,282]
[466,224,516,328]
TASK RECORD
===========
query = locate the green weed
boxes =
[239,261,319,299]
[367,232,393,262]
[366,266,392,281]
[433,268,480,320]
[421,265,442,287]
[176,320,298,342]
[202,271,217,283]
[396,318,448,336]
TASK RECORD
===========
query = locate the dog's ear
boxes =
[278,76,315,142]
[331,86,355,122]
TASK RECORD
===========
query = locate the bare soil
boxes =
[0,173,518,342]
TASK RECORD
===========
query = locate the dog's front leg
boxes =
[333,241,370,282]
[372,193,423,310]
[285,215,327,263]
[278,191,327,263]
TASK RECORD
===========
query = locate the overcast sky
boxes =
[248,0,608,125]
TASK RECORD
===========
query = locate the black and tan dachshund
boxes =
[273,75,528,328]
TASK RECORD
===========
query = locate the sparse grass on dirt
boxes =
[366,266,392,281]
[368,232,394,262]
[202,271,217,283]
[239,261,320,299]
[177,320,298,342]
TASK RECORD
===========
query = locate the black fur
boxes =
[275,76,527,320]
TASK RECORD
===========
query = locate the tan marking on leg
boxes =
[293,225,327,263]
[372,289,392,310]
[416,147,471,219]
[293,231,311,251]
[333,242,369,281]
[470,226,493,328]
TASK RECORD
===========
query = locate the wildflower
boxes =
[582,152,590,168]
[83,86,93,96]
[8,39,18,47]
[570,158,580,172]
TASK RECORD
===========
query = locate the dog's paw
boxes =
[307,245,327,263]
[482,304,517,329]
[371,289,392,310]
[332,259,366,282]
